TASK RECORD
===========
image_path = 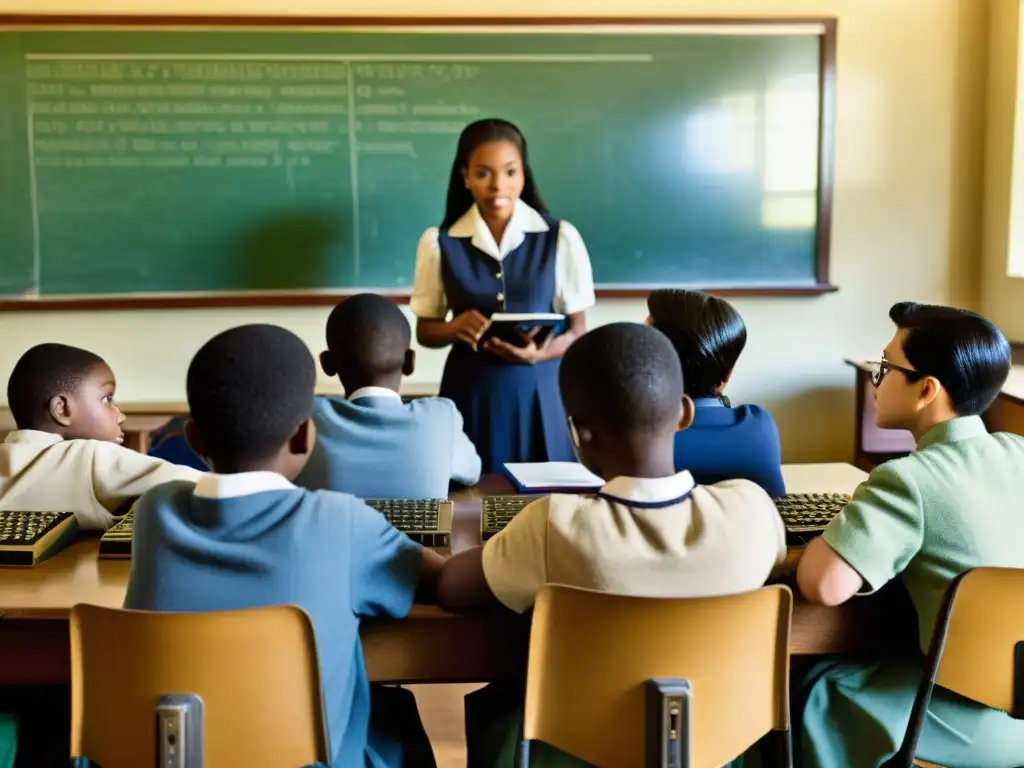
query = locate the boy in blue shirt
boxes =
[647,289,786,496]
[125,324,443,767]
[296,294,481,499]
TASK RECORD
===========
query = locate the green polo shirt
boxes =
[823,416,1024,651]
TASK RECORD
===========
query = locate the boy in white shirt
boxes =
[438,322,785,766]
[1,343,201,530]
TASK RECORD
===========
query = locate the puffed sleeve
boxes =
[554,221,597,315]
[409,227,448,319]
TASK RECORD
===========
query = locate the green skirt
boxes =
[798,657,1024,768]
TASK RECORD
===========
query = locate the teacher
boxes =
[410,118,596,472]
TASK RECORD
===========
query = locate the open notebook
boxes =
[501,462,604,494]
[482,313,566,347]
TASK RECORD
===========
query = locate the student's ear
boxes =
[319,350,337,377]
[918,376,944,410]
[720,370,734,391]
[644,315,654,326]
[48,394,72,428]
[677,395,696,432]
[287,419,315,457]
[403,349,416,377]
[183,419,209,462]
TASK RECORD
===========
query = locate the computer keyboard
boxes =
[99,509,134,559]
[481,495,541,540]
[773,493,851,539]
[365,499,453,548]
[0,511,78,566]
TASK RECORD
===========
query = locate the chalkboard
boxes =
[0,18,836,308]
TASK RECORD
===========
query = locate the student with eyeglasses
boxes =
[795,302,1024,766]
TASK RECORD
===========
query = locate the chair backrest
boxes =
[932,567,1024,712]
[522,584,793,768]
[70,603,329,768]
[886,567,1024,767]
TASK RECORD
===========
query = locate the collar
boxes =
[447,199,549,261]
[691,397,726,408]
[4,429,64,446]
[194,472,295,500]
[598,471,696,505]
[917,415,988,450]
[347,386,402,402]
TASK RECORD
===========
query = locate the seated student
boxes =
[147,415,208,471]
[438,322,786,766]
[1,343,201,530]
[296,294,481,499]
[647,289,786,497]
[125,324,444,768]
[796,302,1024,767]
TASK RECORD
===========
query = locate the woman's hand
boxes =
[449,310,491,351]
[485,329,553,365]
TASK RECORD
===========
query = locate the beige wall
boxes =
[983,0,1024,340]
[0,0,989,463]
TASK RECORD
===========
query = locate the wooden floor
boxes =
[411,684,482,767]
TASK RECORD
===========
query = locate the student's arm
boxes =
[88,443,202,531]
[438,498,549,613]
[797,463,923,606]
[415,547,447,605]
[447,401,482,486]
[350,500,427,619]
[759,410,787,498]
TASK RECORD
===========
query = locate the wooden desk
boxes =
[0,463,917,686]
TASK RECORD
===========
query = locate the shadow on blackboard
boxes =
[236,211,341,291]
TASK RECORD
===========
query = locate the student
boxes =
[124,324,443,768]
[796,302,1024,766]
[438,322,785,766]
[295,293,481,499]
[411,118,596,472]
[1,343,201,530]
[647,289,786,497]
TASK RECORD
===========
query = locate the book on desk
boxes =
[500,462,604,494]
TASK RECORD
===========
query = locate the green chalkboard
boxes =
[0,20,835,305]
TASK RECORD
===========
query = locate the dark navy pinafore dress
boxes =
[437,214,575,473]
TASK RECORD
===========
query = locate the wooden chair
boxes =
[882,567,1024,768]
[70,603,329,767]
[520,584,794,768]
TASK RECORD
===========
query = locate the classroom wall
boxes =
[982,0,1024,341]
[0,0,988,463]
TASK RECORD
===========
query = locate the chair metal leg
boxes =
[517,739,530,768]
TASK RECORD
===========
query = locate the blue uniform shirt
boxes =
[296,389,481,499]
[124,472,423,767]
[673,398,786,497]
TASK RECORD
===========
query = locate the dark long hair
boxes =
[647,289,748,402]
[440,118,549,229]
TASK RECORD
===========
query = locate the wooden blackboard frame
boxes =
[0,15,838,311]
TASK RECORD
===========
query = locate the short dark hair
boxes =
[559,323,683,434]
[186,324,316,468]
[890,302,1011,416]
[325,294,410,379]
[647,289,747,399]
[441,118,548,229]
[7,343,106,429]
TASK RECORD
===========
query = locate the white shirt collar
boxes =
[347,386,402,402]
[194,471,295,500]
[4,429,64,446]
[447,199,550,261]
[599,471,696,504]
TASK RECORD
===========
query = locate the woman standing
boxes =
[411,118,596,472]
